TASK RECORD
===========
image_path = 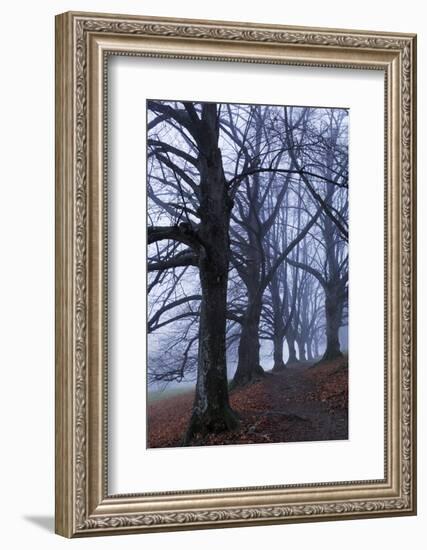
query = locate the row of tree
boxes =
[147,100,348,443]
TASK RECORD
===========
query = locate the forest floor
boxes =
[147,355,348,448]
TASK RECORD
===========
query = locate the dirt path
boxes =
[147,357,348,448]
[258,362,348,443]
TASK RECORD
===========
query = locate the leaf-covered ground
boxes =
[147,356,348,448]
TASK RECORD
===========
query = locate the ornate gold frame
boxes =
[55,11,417,537]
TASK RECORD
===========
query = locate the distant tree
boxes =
[282,107,348,360]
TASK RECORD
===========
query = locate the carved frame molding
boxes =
[55,12,416,537]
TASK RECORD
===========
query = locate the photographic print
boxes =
[147,100,349,448]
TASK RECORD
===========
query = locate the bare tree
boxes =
[148,101,239,443]
[147,100,348,443]
[282,107,348,361]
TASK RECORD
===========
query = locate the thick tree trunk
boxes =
[231,166,265,389]
[184,112,238,443]
[297,337,307,362]
[314,337,319,359]
[231,298,264,388]
[232,307,265,387]
[321,286,343,362]
[184,263,238,443]
[286,332,299,365]
[306,339,314,361]
[272,331,286,371]
[270,273,286,371]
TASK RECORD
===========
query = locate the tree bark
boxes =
[230,164,265,388]
[231,297,265,387]
[314,336,319,359]
[296,337,307,362]
[321,284,344,362]
[184,105,238,444]
[306,339,314,361]
[270,272,287,371]
[286,332,299,365]
[272,331,286,371]
[184,262,238,443]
